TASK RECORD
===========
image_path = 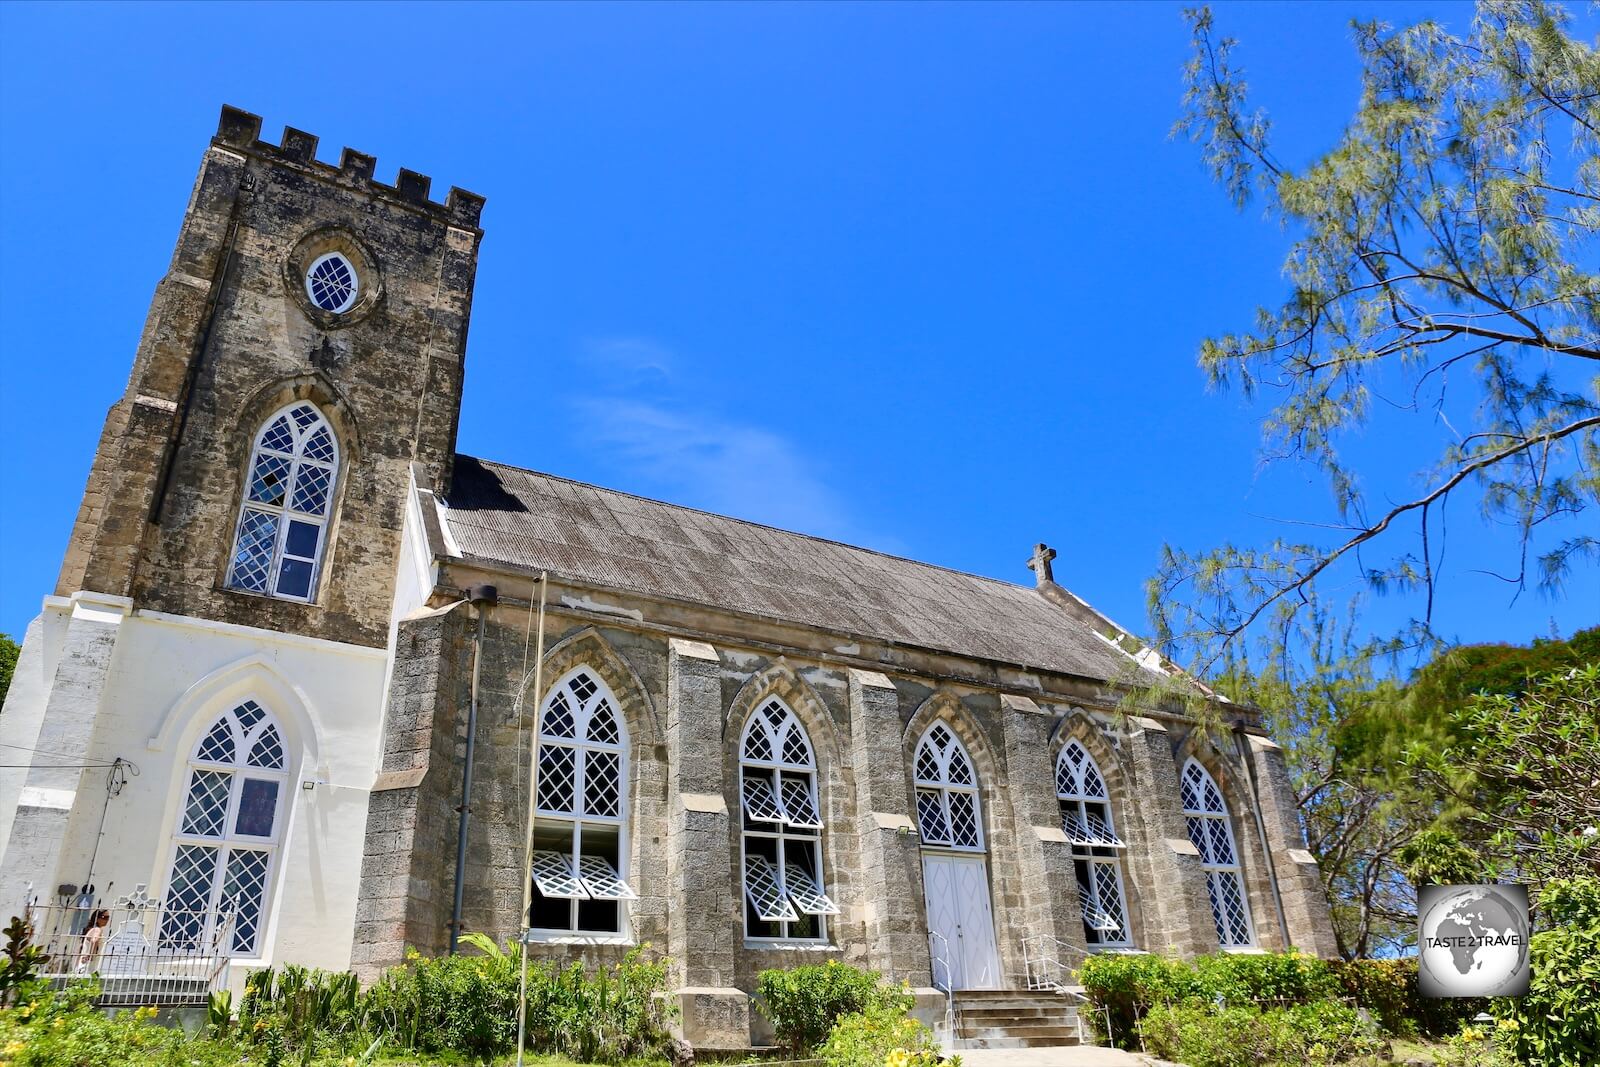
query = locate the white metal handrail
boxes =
[23,885,237,1006]
[926,929,956,1041]
[1019,933,1113,1045]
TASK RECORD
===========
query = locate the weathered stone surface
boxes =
[60,106,482,650]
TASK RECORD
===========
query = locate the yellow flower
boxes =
[5,1040,26,1056]
[1498,1018,1519,1030]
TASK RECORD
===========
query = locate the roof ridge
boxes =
[454,453,1038,594]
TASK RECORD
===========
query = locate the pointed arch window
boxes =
[1180,759,1255,947]
[225,402,339,602]
[161,700,288,957]
[739,697,836,941]
[1057,741,1132,947]
[529,668,636,936]
[913,723,984,851]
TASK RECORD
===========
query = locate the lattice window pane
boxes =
[1180,765,1204,812]
[916,789,950,844]
[1092,861,1129,940]
[780,777,822,829]
[742,854,797,922]
[761,700,787,729]
[248,453,292,506]
[303,426,336,464]
[1062,807,1089,845]
[196,717,237,764]
[780,724,811,767]
[247,725,285,769]
[1081,763,1107,798]
[577,854,637,900]
[1056,754,1077,796]
[1204,819,1233,865]
[537,745,577,813]
[1185,816,1211,863]
[260,416,295,455]
[783,862,839,915]
[234,701,266,730]
[743,726,773,762]
[290,404,320,429]
[741,774,785,823]
[532,850,590,899]
[290,464,332,516]
[915,743,942,783]
[947,791,981,848]
[181,770,231,837]
[570,672,598,704]
[582,750,622,817]
[1203,778,1226,814]
[161,844,218,950]
[946,748,974,786]
[585,698,621,745]
[223,848,271,953]
[227,510,279,593]
[1084,809,1125,848]
[1207,870,1252,946]
[543,692,576,738]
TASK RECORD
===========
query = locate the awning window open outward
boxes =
[532,850,637,901]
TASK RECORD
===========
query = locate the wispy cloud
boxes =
[571,338,889,548]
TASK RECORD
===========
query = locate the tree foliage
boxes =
[1406,662,1600,885]
[1216,601,1449,957]
[0,633,18,712]
[1155,1,1600,669]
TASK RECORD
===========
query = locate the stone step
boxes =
[953,991,1068,1011]
[957,1023,1079,1040]
[959,1005,1074,1022]
[953,1033,1081,1049]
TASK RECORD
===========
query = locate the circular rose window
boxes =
[305,252,359,314]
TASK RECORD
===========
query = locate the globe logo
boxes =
[1417,883,1530,997]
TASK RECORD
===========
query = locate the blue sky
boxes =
[1,1,1594,666]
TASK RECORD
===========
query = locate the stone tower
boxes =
[57,104,484,646]
[0,105,485,918]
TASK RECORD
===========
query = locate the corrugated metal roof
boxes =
[443,455,1158,683]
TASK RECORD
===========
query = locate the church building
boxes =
[0,107,1335,1048]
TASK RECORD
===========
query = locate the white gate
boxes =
[922,852,1000,990]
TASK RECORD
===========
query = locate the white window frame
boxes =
[224,402,340,603]
[913,723,985,853]
[739,697,834,945]
[1180,758,1256,948]
[528,667,633,940]
[1056,741,1133,948]
[304,251,360,313]
[161,700,290,960]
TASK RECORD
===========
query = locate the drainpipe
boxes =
[449,583,498,954]
[1233,721,1293,950]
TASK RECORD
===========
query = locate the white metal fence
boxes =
[23,884,234,1006]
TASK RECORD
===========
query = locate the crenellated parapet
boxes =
[214,104,485,229]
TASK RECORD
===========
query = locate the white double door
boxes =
[922,852,1000,990]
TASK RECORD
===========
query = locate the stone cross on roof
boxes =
[1027,543,1057,586]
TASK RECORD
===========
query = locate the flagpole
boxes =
[515,572,548,1067]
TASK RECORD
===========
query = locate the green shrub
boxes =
[1075,952,1203,1048]
[757,960,910,1052]
[1428,1024,1519,1067]
[1328,957,1481,1039]
[366,937,673,1063]
[1138,999,1385,1067]
[817,1001,942,1067]
[0,982,245,1067]
[1492,876,1600,1067]
[1191,949,1339,1004]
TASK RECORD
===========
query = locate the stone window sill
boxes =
[743,940,835,951]
[520,933,634,947]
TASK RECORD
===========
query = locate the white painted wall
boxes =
[31,608,388,981]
